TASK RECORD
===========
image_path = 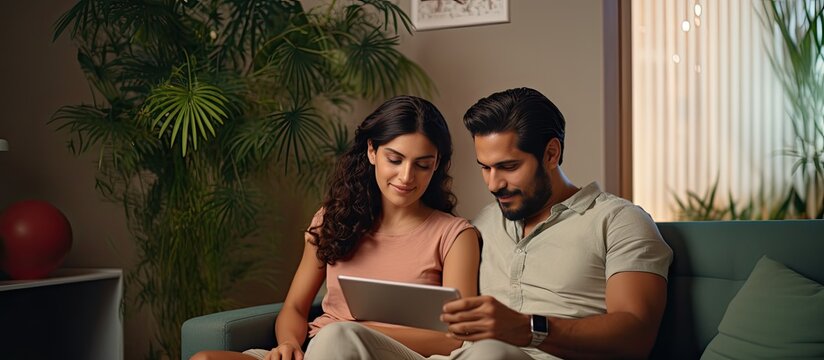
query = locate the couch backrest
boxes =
[650,220,824,359]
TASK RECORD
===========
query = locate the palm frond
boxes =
[357,0,414,34]
[204,183,260,230]
[109,0,187,47]
[227,116,273,165]
[53,0,102,42]
[342,28,402,99]
[77,50,121,104]
[270,36,328,101]
[267,103,329,172]
[220,0,302,69]
[143,57,229,156]
[50,104,109,154]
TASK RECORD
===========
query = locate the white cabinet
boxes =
[0,268,123,360]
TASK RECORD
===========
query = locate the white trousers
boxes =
[304,322,535,360]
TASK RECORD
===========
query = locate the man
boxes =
[305,88,672,360]
[438,87,673,359]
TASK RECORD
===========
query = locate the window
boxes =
[630,0,798,220]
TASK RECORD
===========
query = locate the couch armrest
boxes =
[181,303,282,359]
[180,300,323,360]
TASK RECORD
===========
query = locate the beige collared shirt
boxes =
[474,182,673,359]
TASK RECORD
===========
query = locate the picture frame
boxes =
[411,0,510,31]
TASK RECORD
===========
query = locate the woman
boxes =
[191,96,480,360]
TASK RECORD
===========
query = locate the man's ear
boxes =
[544,138,562,169]
[367,140,376,165]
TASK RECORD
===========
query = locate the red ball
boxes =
[0,200,73,280]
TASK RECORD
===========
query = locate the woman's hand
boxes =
[264,342,304,360]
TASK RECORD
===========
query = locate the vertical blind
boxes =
[631,0,791,221]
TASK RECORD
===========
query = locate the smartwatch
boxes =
[530,314,549,347]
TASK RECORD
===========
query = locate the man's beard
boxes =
[493,166,553,221]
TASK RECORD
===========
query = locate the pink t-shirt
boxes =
[308,209,474,335]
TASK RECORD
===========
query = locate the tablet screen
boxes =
[338,275,461,332]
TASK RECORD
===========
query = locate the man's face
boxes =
[474,132,552,221]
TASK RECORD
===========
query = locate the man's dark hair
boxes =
[463,87,566,165]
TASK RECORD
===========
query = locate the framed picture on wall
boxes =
[411,0,510,31]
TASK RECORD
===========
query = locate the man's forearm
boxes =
[537,312,658,359]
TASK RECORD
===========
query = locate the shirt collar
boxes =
[561,181,602,215]
[508,182,603,241]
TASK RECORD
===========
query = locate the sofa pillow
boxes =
[701,256,824,360]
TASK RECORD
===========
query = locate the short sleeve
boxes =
[438,216,476,263]
[604,205,673,280]
[308,208,325,230]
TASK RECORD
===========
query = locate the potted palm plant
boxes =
[50,0,434,358]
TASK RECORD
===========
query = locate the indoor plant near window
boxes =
[761,0,824,219]
[675,0,824,221]
[50,1,433,358]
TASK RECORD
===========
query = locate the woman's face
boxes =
[368,132,439,211]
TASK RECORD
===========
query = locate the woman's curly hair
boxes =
[309,95,457,265]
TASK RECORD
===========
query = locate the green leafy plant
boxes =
[761,0,824,219]
[672,177,803,221]
[50,1,434,359]
[674,1,824,221]
[672,178,729,221]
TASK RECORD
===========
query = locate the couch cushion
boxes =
[700,256,824,360]
[650,220,824,360]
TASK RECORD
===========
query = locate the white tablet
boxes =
[338,275,461,332]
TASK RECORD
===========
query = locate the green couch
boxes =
[181,220,824,359]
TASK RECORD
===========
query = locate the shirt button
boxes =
[515,248,523,253]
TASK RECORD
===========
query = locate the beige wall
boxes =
[0,1,154,358]
[0,1,607,359]
[0,1,134,267]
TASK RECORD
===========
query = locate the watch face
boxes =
[532,315,549,333]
